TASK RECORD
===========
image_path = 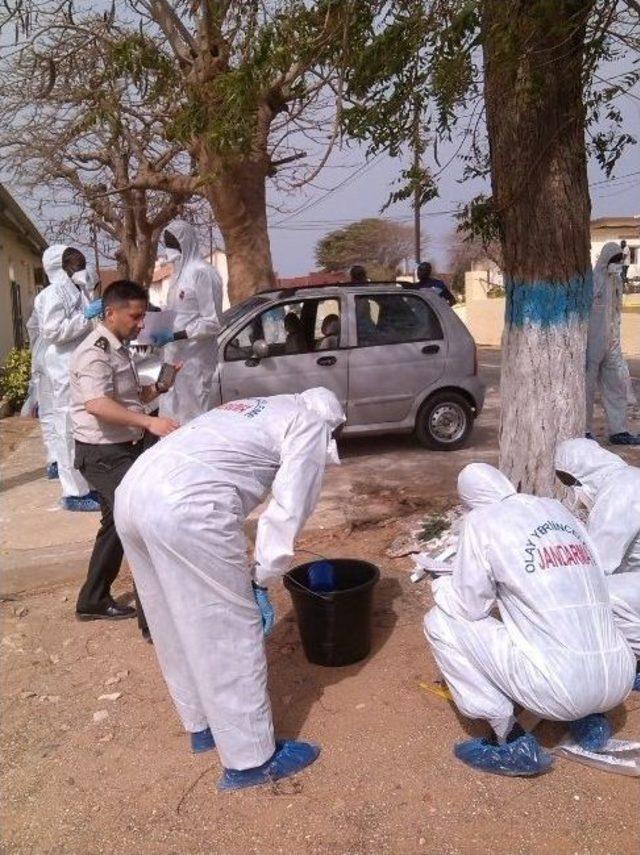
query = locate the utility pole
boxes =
[413,97,421,275]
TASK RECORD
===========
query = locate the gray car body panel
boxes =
[211,283,485,439]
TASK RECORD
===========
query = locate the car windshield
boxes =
[220,295,271,329]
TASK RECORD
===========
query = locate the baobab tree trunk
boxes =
[204,158,276,304]
[115,232,159,288]
[481,0,594,495]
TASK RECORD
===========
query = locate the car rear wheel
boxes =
[415,391,474,451]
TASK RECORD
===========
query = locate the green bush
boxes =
[0,348,31,408]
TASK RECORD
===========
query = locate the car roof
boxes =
[219,281,440,331]
[256,281,417,299]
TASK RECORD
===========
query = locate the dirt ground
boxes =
[2,349,640,855]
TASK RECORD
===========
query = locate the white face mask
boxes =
[71,269,89,286]
[165,247,181,263]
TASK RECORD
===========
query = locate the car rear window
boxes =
[355,294,443,346]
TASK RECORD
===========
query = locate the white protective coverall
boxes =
[38,245,91,497]
[555,438,640,656]
[424,463,634,740]
[23,305,57,464]
[114,388,345,770]
[159,221,223,423]
[586,242,630,436]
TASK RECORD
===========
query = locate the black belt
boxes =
[75,437,143,449]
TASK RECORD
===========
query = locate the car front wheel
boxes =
[415,391,474,451]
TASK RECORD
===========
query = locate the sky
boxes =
[3,25,639,277]
[266,84,640,277]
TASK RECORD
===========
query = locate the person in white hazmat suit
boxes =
[150,221,223,422]
[37,246,100,511]
[423,463,635,777]
[586,242,639,445]
[114,388,346,790]
[23,303,58,478]
[555,438,640,690]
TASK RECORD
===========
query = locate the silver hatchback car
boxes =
[209,282,485,450]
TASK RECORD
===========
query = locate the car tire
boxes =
[415,391,474,451]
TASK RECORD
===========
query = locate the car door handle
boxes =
[422,344,440,355]
[317,356,337,367]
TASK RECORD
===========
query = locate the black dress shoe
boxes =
[76,603,137,621]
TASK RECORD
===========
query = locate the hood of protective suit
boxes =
[594,242,622,272]
[593,241,622,300]
[42,244,69,285]
[165,220,201,279]
[555,438,627,502]
[457,463,516,509]
[299,387,346,465]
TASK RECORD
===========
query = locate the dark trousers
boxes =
[75,439,145,614]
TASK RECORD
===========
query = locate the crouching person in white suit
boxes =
[114,388,345,791]
[556,438,640,690]
[424,463,635,777]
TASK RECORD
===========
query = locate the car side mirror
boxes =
[252,339,270,359]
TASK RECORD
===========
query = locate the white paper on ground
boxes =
[135,309,176,345]
[553,736,640,776]
[411,545,457,582]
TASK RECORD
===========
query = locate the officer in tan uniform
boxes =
[70,280,180,621]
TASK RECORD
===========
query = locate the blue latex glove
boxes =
[84,299,103,319]
[150,329,174,347]
[253,585,275,637]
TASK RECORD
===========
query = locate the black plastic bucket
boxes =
[283,559,380,667]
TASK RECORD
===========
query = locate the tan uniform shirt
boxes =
[70,324,147,444]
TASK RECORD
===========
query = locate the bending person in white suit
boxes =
[115,388,345,790]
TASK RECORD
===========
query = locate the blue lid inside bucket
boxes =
[307,561,336,593]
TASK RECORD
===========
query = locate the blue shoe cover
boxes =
[218,739,320,791]
[62,494,101,512]
[190,727,215,754]
[307,561,335,592]
[46,461,59,479]
[569,713,612,751]
[454,734,553,777]
[633,671,640,692]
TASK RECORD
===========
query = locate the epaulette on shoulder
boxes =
[94,336,109,352]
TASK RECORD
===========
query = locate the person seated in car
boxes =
[316,314,341,350]
[284,312,307,354]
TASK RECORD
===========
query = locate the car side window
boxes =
[355,294,443,347]
[225,298,342,361]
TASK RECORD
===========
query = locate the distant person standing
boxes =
[410,261,456,307]
[38,245,100,511]
[621,240,631,287]
[349,264,368,284]
[23,297,58,479]
[586,242,639,445]
[150,221,223,423]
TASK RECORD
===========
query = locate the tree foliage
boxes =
[1,1,386,299]
[315,217,416,279]
[342,0,640,243]
[0,14,192,283]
